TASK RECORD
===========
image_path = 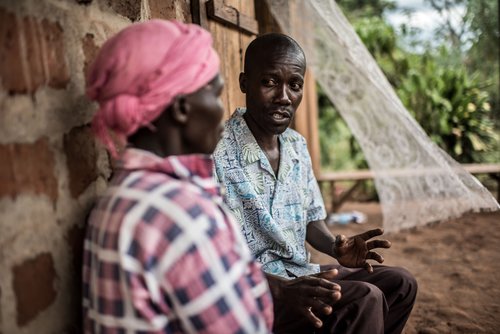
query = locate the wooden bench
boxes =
[317,163,500,212]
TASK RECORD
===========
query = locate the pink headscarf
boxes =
[86,20,220,156]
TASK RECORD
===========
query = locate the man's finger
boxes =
[311,269,339,281]
[310,297,335,315]
[295,281,342,304]
[316,279,341,292]
[307,283,342,298]
[335,234,348,246]
[300,275,340,291]
[366,239,391,250]
[358,228,384,241]
[304,307,323,328]
[364,261,373,273]
[366,251,384,263]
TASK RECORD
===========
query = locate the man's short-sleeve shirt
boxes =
[213,108,327,278]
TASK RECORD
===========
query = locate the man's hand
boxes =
[333,228,391,273]
[267,270,341,328]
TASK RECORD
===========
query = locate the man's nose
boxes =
[274,85,292,105]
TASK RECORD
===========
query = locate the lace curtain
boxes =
[265,0,499,232]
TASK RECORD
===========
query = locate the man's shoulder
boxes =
[213,110,245,158]
[223,108,246,130]
[281,128,308,153]
[282,127,306,142]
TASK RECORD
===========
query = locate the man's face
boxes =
[241,48,305,136]
[183,74,225,154]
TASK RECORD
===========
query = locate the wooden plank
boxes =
[318,170,374,181]
[254,0,281,33]
[320,163,500,211]
[206,0,259,35]
[318,163,500,182]
[463,163,500,174]
[294,70,321,176]
[303,71,321,176]
[206,0,254,119]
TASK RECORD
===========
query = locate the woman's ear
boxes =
[169,96,190,124]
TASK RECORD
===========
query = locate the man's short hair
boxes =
[244,33,306,73]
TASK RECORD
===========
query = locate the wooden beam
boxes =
[206,0,259,35]
[317,163,500,210]
[318,163,500,182]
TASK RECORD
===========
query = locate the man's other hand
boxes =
[268,269,341,328]
[333,228,391,273]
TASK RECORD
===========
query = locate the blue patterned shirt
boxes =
[213,108,327,278]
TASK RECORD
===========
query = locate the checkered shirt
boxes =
[83,148,273,333]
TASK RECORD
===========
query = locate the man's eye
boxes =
[262,79,277,86]
[290,82,303,91]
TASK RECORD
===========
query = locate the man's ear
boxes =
[239,72,247,93]
[169,96,189,124]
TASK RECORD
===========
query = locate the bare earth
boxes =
[308,202,500,334]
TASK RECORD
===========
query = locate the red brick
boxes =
[13,253,57,326]
[0,8,69,94]
[0,138,58,202]
[82,33,100,80]
[64,125,98,198]
[107,0,141,22]
[0,8,23,93]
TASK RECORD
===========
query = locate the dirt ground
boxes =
[308,202,500,334]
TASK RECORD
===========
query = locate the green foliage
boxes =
[339,0,396,19]
[354,17,409,86]
[464,0,499,117]
[318,85,368,170]
[319,1,499,171]
[397,50,499,162]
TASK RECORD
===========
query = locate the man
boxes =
[213,33,417,333]
[83,20,273,333]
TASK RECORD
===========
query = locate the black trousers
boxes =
[273,265,418,334]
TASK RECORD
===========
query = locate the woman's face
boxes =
[182,74,225,154]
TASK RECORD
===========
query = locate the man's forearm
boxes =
[306,220,337,258]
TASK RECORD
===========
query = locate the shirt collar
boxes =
[230,108,299,180]
[231,108,262,167]
[117,148,220,194]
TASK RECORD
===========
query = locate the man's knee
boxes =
[336,282,387,332]
[353,281,386,308]
[388,267,418,302]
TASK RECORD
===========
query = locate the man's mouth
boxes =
[271,110,291,121]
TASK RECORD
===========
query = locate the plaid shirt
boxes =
[83,148,273,333]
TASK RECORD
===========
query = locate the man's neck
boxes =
[243,111,281,175]
[243,111,279,152]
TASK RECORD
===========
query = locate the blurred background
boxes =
[319,0,499,199]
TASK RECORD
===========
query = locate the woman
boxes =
[82,20,273,333]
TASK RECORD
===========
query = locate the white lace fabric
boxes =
[265,0,499,232]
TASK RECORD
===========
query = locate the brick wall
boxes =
[0,0,153,332]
